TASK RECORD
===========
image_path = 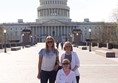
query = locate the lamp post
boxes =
[76,33,79,48]
[30,35,32,46]
[4,29,7,53]
[22,34,24,48]
[69,33,72,42]
[89,29,91,52]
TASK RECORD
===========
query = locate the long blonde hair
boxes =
[45,36,57,52]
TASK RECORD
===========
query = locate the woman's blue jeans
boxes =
[40,70,55,83]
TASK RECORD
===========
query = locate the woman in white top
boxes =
[56,59,77,83]
[61,41,80,83]
[37,36,59,83]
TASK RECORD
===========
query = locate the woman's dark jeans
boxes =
[40,70,55,83]
[76,76,80,83]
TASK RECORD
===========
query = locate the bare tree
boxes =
[112,7,118,22]
[92,23,105,43]
[112,7,118,43]
[0,26,4,43]
[92,23,117,43]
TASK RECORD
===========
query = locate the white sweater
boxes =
[56,69,77,83]
[61,52,80,76]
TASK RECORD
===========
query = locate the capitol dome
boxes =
[36,0,71,23]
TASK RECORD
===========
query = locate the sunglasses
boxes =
[65,46,71,48]
[47,41,53,43]
[62,63,69,65]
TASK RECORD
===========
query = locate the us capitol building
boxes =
[0,0,115,45]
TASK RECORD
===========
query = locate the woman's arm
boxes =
[72,65,79,71]
[72,52,80,71]
[54,55,59,71]
[37,55,42,79]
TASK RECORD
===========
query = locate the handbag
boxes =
[54,61,62,71]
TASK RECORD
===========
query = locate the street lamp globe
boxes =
[89,28,91,32]
[4,29,6,33]
[76,32,79,36]
[22,33,24,36]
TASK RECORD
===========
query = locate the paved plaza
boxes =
[0,43,118,83]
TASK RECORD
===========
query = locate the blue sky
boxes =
[0,0,118,23]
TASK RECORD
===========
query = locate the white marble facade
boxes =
[0,0,115,43]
